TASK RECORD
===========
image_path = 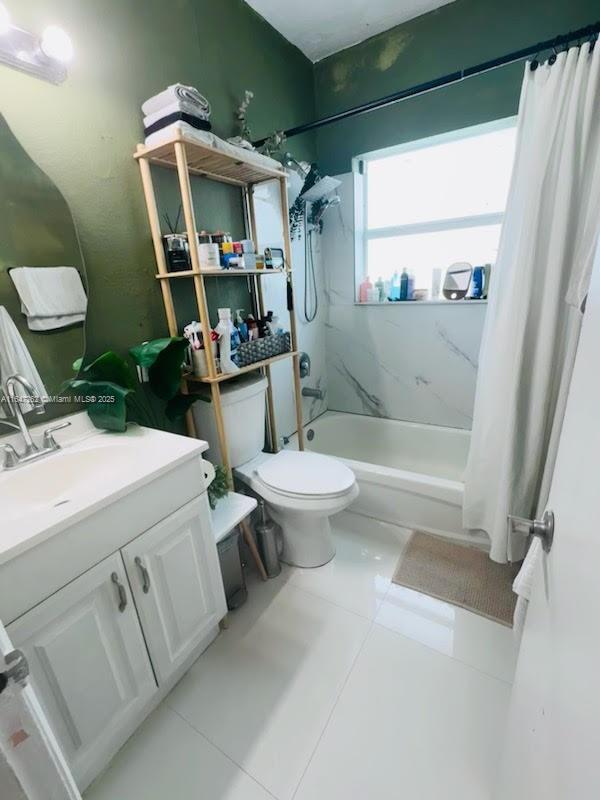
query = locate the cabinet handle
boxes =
[111,572,127,612]
[134,557,151,594]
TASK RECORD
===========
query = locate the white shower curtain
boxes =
[463,42,600,563]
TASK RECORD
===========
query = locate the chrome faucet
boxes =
[1,374,71,469]
[5,375,45,456]
[302,386,324,400]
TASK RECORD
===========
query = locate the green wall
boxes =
[0,0,314,366]
[313,0,599,174]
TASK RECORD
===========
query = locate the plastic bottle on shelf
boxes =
[390,271,400,301]
[400,269,409,300]
[235,309,249,342]
[375,276,386,302]
[216,308,240,374]
[358,275,373,303]
[406,272,415,300]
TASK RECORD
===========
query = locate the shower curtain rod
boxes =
[253,20,600,147]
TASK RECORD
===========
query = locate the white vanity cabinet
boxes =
[121,494,226,683]
[6,552,157,789]
[5,487,226,791]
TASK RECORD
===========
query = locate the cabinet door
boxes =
[122,494,227,684]
[7,552,156,790]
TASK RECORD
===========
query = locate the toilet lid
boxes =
[256,450,355,498]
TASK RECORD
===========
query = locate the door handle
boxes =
[134,557,151,594]
[111,572,127,612]
[509,509,555,553]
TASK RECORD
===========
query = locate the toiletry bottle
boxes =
[470,266,484,299]
[390,272,400,301]
[235,309,249,342]
[406,271,415,300]
[483,264,492,299]
[431,268,442,300]
[215,308,240,374]
[359,275,373,303]
[246,314,259,341]
[375,276,386,303]
[400,269,409,301]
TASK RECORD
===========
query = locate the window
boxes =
[355,118,517,302]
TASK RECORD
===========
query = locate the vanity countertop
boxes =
[0,415,207,566]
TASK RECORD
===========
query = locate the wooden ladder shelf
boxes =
[134,130,305,481]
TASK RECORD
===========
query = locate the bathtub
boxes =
[292,411,487,548]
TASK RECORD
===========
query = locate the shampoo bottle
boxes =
[390,271,400,301]
[400,269,409,300]
[375,276,386,303]
[359,275,373,303]
[216,308,240,374]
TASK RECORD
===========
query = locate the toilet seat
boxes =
[255,450,355,500]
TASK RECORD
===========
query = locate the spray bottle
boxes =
[216,308,240,374]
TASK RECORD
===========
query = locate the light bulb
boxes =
[0,3,11,35]
[40,25,73,63]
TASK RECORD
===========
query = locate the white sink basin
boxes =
[0,421,207,564]
[1,442,140,520]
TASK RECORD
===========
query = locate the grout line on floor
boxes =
[284,577,389,622]
[290,617,376,799]
[371,616,515,687]
[165,704,282,800]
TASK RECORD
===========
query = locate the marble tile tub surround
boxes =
[321,173,487,429]
[252,176,328,438]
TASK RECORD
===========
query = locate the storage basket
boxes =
[236,333,291,368]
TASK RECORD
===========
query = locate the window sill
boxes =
[354,299,488,306]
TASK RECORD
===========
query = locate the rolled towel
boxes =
[142,83,211,118]
[144,111,211,138]
[144,100,210,129]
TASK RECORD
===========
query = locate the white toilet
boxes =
[193,375,358,567]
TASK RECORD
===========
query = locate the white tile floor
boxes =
[86,511,517,800]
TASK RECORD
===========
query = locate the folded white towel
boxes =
[142,83,211,118]
[143,100,210,129]
[9,267,87,331]
[512,536,543,638]
[0,306,47,416]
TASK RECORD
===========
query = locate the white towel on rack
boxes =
[142,83,211,118]
[9,267,87,331]
[512,536,543,638]
[0,306,47,416]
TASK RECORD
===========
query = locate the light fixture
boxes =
[0,9,72,83]
[40,25,73,63]
[0,4,10,36]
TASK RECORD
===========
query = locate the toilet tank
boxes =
[192,375,268,467]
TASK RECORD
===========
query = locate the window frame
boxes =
[353,116,517,303]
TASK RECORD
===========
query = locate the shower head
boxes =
[282,152,310,179]
[310,194,341,226]
[300,175,341,202]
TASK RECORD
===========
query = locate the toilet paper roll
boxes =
[201,458,216,488]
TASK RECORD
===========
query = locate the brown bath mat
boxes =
[392,532,518,627]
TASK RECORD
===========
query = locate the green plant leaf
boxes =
[129,338,176,368]
[72,357,83,373]
[129,338,188,401]
[80,351,137,391]
[64,379,132,432]
[165,392,197,422]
